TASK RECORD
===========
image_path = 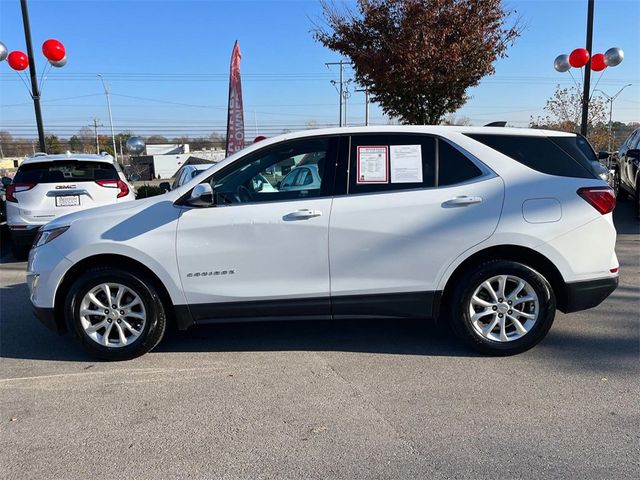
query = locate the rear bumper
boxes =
[561,276,619,313]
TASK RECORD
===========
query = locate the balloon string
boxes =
[568,69,581,92]
[39,61,52,96]
[590,70,606,100]
[15,70,33,97]
[38,61,50,91]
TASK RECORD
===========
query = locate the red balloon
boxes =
[42,39,65,62]
[569,48,590,68]
[590,53,607,72]
[7,51,29,71]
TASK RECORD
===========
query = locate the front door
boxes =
[176,136,338,323]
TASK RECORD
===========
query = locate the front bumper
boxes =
[562,276,619,313]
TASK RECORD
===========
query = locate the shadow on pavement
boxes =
[613,199,640,235]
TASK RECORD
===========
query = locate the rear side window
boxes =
[348,134,484,194]
[466,134,597,179]
[14,161,118,183]
[348,134,437,194]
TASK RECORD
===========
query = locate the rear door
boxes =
[328,133,504,318]
[12,159,127,223]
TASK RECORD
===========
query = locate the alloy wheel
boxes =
[78,283,146,348]
[468,274,539,342]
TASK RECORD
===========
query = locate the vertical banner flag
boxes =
[225,41,245,156]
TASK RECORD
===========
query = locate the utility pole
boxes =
[595,84,633,151]
[326,61,353,127]
[20,0,46,152]
[580,0,595,136]
[92,118,103,154]
[355,87,370,126]
[98,74,117,162]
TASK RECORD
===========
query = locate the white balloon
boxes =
[0,41,8,62]
[604,47,624,67]
[126,136,146,155]
[554,54,571,73]
[49,56,67,68]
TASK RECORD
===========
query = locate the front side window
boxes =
[208,138,333,204]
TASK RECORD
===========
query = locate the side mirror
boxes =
[159,182,171,192]
[275,181,282,190]
[186,183,213,207]
[627,149,640,160]
[1,177,11,187]
[597,151,610,160]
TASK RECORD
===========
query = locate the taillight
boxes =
[577,186,616,215]
[96,179,129,198]
[5,183,36,203]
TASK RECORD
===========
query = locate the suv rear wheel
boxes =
[450,260,556,355]
[65,267,167,360]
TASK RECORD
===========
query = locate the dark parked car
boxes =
[614,128,640,218]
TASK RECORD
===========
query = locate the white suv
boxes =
[7,153,135,258]
[27,127,619,360]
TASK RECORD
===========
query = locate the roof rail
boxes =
[28,152,48,157]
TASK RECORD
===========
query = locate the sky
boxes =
[0,0,638,141]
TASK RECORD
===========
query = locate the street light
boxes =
[594,84,632,152]
[98,74,117,163]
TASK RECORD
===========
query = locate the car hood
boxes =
[44,194,173,230]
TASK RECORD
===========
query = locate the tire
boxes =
[635,184,640,220]
[449,260,556,356]
[614,169,627,200]
[65,267,167,360]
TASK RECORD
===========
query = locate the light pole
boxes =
[595,84,632,152]
[98,74,117,162]
[20,0,45,152]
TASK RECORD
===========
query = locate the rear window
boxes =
[465,134,597,179]
[14,161,118,183]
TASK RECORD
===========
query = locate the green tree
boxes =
[45,134,63,154]
[314,0,521,124]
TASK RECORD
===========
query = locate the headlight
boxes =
[33,226,69,248]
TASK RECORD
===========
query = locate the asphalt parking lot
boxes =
[1,201,638,480]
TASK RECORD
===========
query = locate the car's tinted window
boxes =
[466,134,597,179]
[438,140,483,186]
[14,161,118,183]
[349,134,436,194]
[209,138,332,204]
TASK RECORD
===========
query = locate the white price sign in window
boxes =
[356,146,388,184]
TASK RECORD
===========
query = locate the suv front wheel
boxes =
[65,267,167,360]
[450,260,556,355]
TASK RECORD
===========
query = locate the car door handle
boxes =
[443,196,483,207]
[283,209,323,221]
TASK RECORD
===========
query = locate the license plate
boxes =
[55,195,80,207]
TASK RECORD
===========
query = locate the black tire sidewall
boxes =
[65,268,166,360]
[451,260,556,355]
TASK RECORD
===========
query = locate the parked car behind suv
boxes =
[613,127,640,218]
[27,126,618,360]
[7,153,135,258]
